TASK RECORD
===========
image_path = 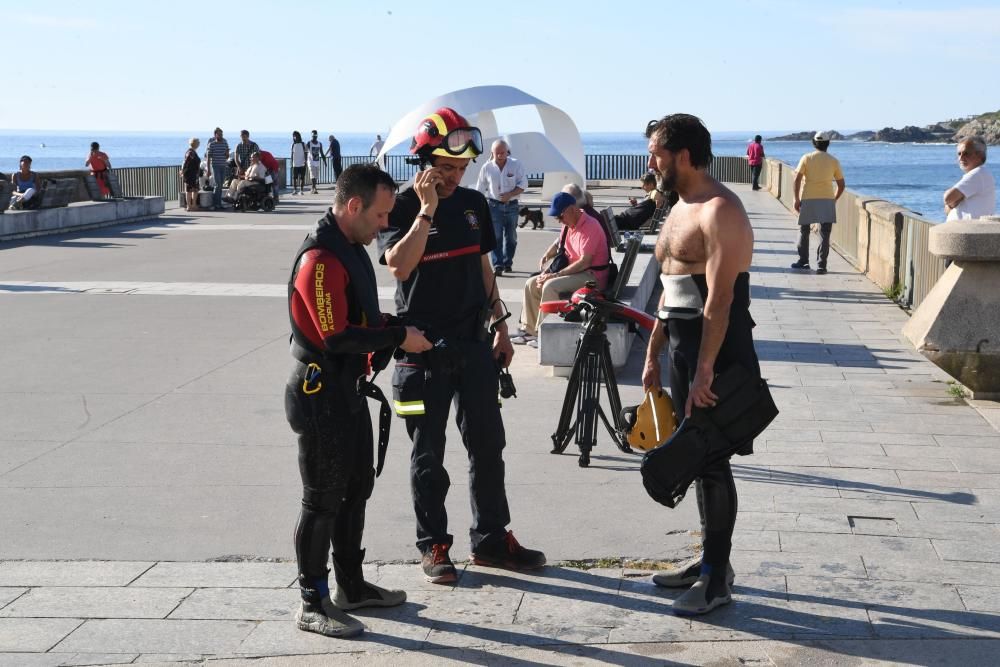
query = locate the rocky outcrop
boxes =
[871,125,952,143]
[768,130,845,141]
[845,131,876,141]
[765,111,1000,146]
[954,116,1000,146]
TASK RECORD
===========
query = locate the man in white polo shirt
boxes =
[477,139,528,275]
[945,136,995,221]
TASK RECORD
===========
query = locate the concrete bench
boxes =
[538,236,659,373]
[37,178,79,209]
[0,196,165,241]
[0,179,10,214]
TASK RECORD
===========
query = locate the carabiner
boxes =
[302,362,323,395]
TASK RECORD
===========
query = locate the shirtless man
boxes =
[641,114,760,616]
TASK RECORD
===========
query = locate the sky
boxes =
[2,0,998,135]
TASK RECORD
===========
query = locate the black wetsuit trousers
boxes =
[393,339,511,555]
[286,361,375,583]
[666,315,760,567]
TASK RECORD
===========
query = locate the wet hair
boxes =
[961,136,988,162]
[292,131,302,143]
[645,114,713,169]
[640,173,657,188]
[812,138,830,152]
[90,142,100,151]
[334,163,399,209]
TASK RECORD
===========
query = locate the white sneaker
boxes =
[527,339,539,349]
[511,334,536,345]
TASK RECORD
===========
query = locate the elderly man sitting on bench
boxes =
[511,192,611,348]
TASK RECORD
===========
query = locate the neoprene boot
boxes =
[295,574,364,638]
[331,549,407,611]
[652,557,735,588]
[672,570,732,616]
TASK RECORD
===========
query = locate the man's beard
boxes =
[655,168,676,193]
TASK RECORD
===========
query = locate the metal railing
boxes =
[901,212,947,309]
[114,166,182,202]
[289,154,755,185]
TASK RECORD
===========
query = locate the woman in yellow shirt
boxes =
[791,132,845,274]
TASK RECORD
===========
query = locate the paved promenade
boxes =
[2,184,1000,665]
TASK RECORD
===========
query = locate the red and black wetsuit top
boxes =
[288,211,405,378]
[377,186,496,339]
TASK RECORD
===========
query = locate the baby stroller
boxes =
[225,177,275,212]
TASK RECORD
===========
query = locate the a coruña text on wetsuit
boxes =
[290,248,402,356]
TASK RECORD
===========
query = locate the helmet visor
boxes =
[439,127,483,157]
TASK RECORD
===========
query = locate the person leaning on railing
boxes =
[944,136,995,221]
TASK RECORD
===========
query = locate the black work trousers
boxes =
[798,223,832,268]
[393,339,511,554]
[286,361,375,583]
[666,315,760,567]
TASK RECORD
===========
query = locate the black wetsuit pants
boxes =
[666,315,760,568]
[286,361,374,585]
[393,339,511,555]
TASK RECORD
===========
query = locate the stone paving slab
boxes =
[52,619,256,654]
[0,618,82,652]
[130,563,296,589]
[167,587,299,621]
[0,562,153,588]
[0,587,191,619]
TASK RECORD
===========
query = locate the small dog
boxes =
[518,206,544,229]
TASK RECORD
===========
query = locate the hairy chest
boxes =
[655,213,705,266]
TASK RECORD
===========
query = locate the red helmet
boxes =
[410,107,483,159]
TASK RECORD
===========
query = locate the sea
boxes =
[0,130,964,222]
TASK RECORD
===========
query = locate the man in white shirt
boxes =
[945,136,995,221]
[306,130,328,194]
[476,140,528,275]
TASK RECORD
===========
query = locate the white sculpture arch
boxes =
[375,85,585,200]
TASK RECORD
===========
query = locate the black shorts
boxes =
[293,166,306,179]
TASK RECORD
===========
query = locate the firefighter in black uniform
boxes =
[379,108,546,584]
[286,164,432,638]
